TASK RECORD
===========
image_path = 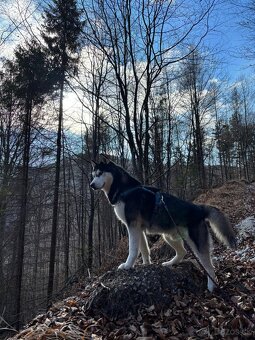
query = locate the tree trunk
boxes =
[87,190,95,270]
[14,100,32,330]
[0,201,6,310]
[47,78,64,303]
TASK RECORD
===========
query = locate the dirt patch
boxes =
[195,180,255,224]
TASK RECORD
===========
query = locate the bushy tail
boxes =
[204,206,236,248]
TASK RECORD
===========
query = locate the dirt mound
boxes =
[195,180,255,224]
[85,263,205,320]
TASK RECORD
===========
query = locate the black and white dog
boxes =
[90,158,236,292]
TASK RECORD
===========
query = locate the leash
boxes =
[157,192,255,327]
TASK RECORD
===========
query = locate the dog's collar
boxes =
[108,189,120,205]
[110,185,158,206]
[109,186,141,205]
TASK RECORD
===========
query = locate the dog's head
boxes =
[90,156,115,193]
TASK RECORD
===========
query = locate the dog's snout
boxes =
[90,181,96,190]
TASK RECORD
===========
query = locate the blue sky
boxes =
[206,0,253,81]
[0,0,253,82]
[0,0,253,135]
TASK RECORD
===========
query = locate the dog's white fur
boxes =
[114,202,127,226]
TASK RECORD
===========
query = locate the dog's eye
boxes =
[97,171,103,177]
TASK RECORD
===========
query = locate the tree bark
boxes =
[47,77,64,303]
[14,100,32,330]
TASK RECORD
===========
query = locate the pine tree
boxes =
[11,40,55,329]
[41,0,83,303]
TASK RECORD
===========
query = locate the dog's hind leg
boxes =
[186,231,217,292]
[118,223,142,270]
[199,250,217,292]
[140,232,151,264]
[162,234,187,266]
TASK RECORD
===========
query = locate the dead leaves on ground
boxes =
[9,180,255,339]
[10,236,255,340]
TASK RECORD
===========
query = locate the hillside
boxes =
[6,181,255,339]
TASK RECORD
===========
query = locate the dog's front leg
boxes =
[118,224,141,270]
[140,232,151,264]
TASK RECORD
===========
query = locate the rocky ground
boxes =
[6,181,255,339]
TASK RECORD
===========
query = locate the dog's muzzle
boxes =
[90,182,96,190]
[90,181,105,190]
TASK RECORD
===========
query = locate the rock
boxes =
[236,216,255,240]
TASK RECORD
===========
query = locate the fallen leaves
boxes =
[8,231,255,340]
[8,181,255,339]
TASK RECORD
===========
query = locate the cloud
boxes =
[0,0,42,61]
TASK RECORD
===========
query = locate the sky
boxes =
[0,0,253,79]
[0,0,254,133]
[0,0,41,59]
[206,0,253,80]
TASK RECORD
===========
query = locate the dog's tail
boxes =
[204,206,236,248]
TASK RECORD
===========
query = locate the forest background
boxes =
[0,0,255,331]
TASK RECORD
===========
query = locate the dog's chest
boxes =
[114,201,127,225]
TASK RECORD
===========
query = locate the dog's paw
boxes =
[142,256,151,265]
[162,255,184,267]
[118,262,130,270]
[162,259,175,266]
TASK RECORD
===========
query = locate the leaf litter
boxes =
[8,181,255,339]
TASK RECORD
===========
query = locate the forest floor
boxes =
[7,181,255,339]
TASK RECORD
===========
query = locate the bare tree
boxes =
[238,0,255,61]
[73,45,115,270]
[81,0,216,182]
[178,48,220,190]
[229,81,255,180]
[42,0,84,303]
[0,61,23,320]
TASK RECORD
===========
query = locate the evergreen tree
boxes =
[10,40,55,329]
[41,0,83,302]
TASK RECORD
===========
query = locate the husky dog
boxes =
[90,158,236,292]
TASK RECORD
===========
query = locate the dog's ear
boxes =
[100,154,110,164]
[91,160,97,169]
